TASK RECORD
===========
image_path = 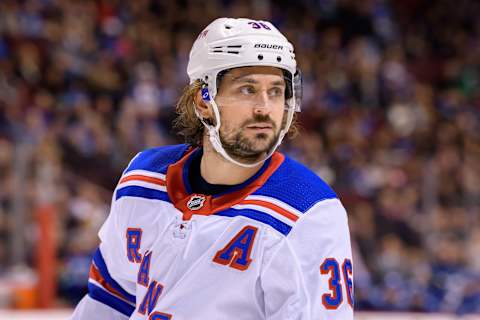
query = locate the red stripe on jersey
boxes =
[119,175,166,186]
[240,199,299,222]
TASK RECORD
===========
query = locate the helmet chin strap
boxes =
[194,98,294,168]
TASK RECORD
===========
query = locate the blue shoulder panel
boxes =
[253,155,337,214]
[124,144,190,175]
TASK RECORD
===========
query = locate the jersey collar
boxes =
[166,147,284,220]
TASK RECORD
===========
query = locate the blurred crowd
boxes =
[0,0,479,314]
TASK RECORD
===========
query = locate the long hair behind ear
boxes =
[173,80,204,147]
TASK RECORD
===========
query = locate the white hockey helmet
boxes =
[187,17,302,167]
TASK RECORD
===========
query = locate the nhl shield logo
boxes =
[187,195,206,211]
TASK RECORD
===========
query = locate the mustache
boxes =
[241,114,277,129]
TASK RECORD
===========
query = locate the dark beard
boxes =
[220,114,280,163]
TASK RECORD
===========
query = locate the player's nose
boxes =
[252,91,271,114]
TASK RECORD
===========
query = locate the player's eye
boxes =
[239,85,256,95]
[268,87,284,97]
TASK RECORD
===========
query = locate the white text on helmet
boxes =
[254,44,283,50]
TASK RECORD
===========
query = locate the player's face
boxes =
[214,66,286,162]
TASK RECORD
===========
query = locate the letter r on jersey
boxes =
[126,228,143,263]
[213,226,258,271]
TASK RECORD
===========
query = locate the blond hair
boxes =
[173,80,205,146]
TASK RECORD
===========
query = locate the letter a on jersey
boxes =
[213,226,258,271]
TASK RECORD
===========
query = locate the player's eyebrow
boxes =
[231,75,285,86]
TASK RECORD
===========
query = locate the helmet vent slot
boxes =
[210,45,242,54]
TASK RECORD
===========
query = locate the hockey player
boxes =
[71,17,354,319]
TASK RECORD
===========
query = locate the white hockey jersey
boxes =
[71,144,354,320]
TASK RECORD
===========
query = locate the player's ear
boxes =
[194,88,213,119]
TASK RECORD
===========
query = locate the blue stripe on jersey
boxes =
[93,248,136,303]
[116,186,171,203]
[216,208,292,236]
[88,282,135,317]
